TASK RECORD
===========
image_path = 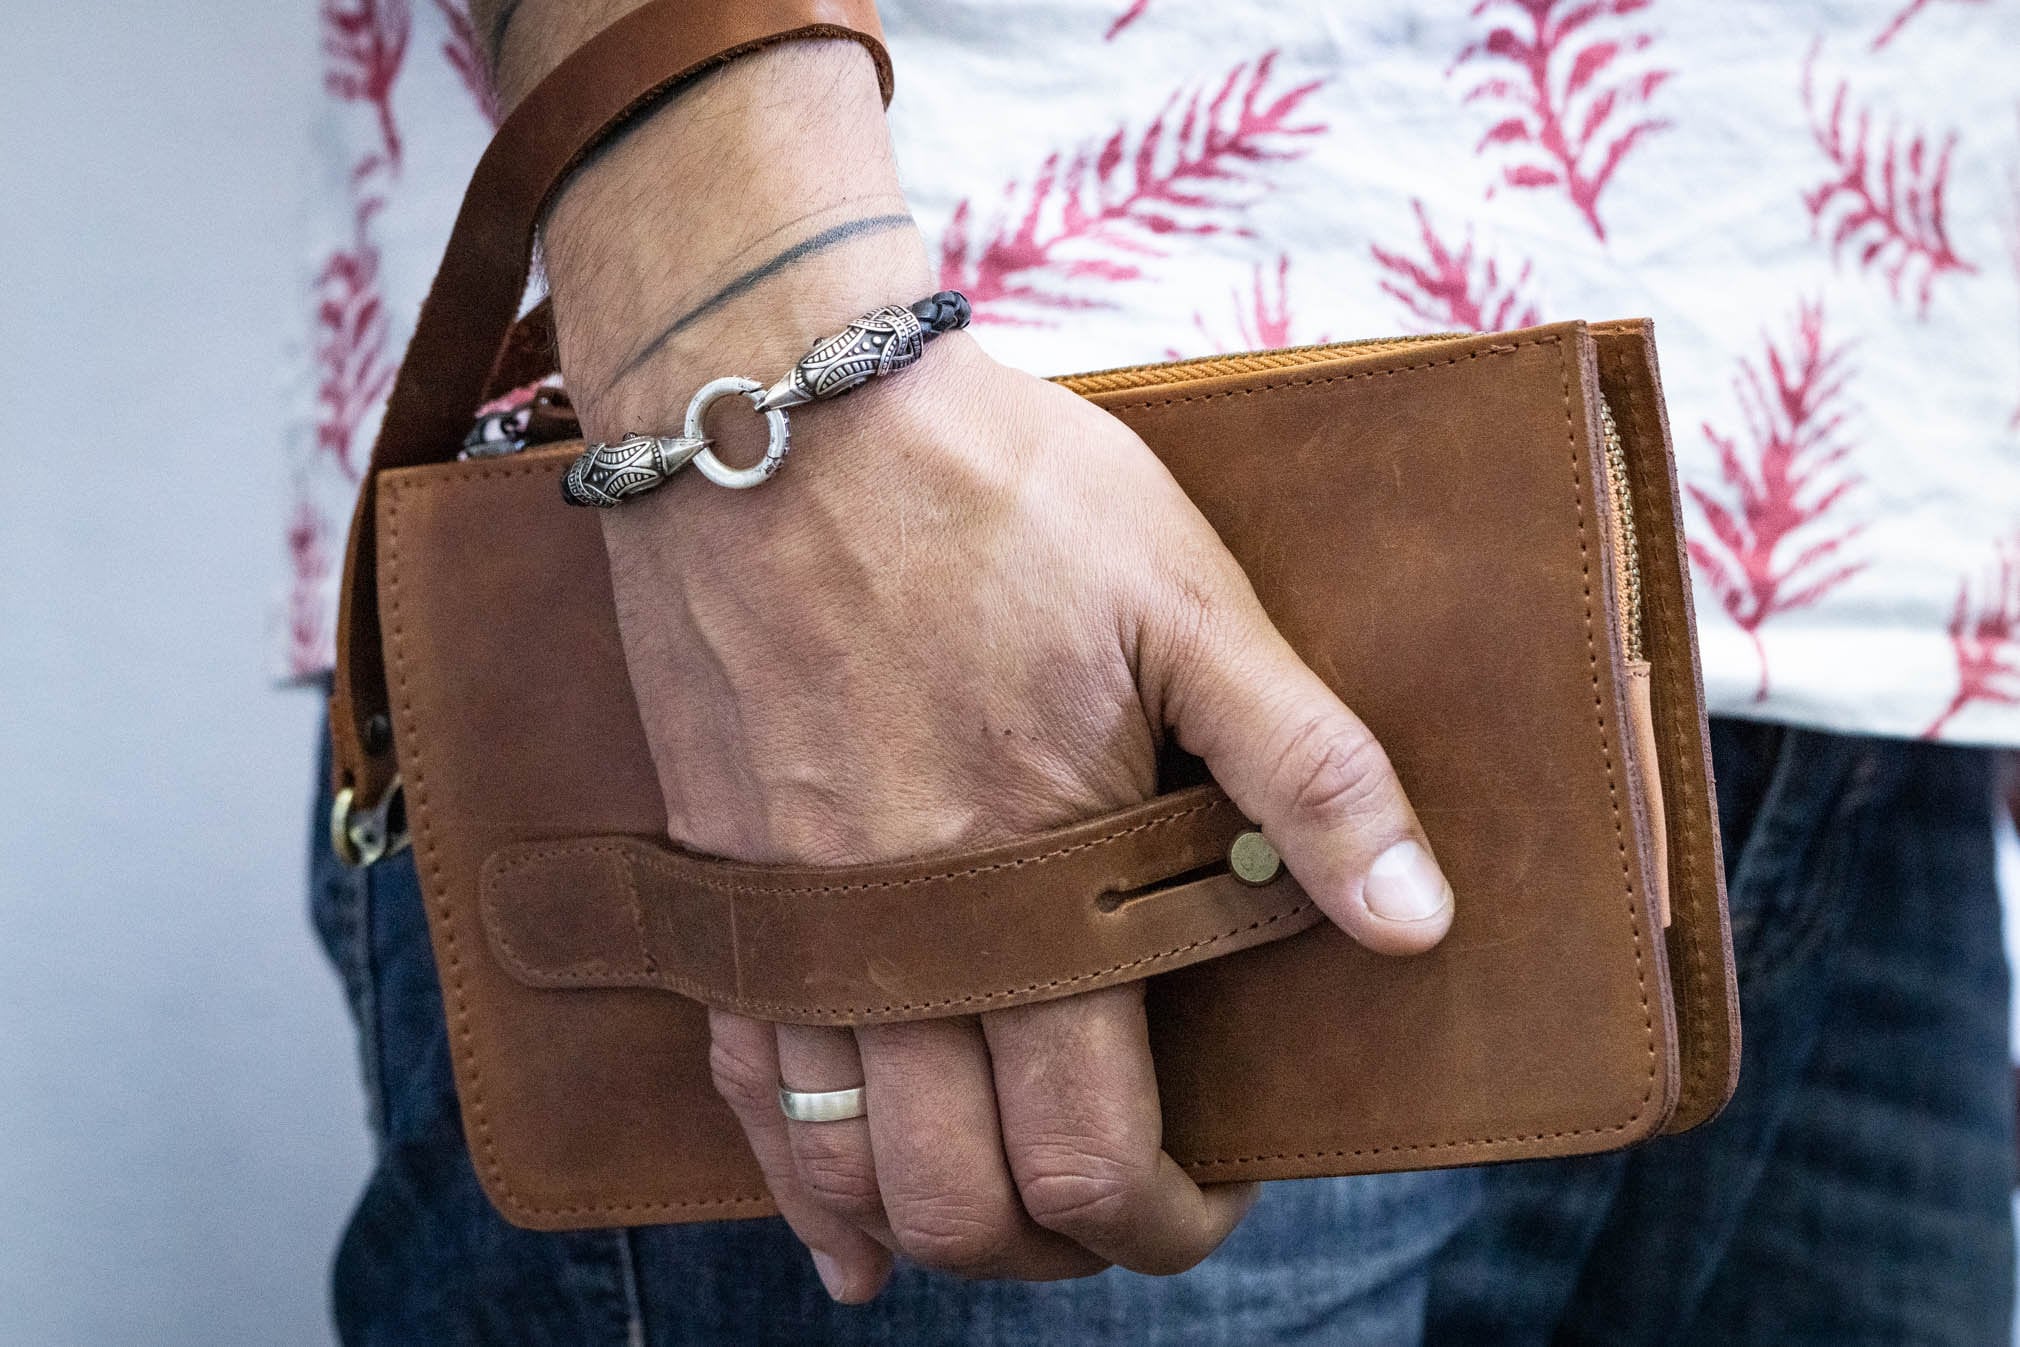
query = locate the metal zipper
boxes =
[1052,331,1462,396]
[1598,397,1645,662]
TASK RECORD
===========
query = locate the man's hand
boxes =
[522,27,1455,1304]
[634,337,1454,1301]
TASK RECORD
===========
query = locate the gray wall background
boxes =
[2,4,365,1343]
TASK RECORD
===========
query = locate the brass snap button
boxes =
[1228,830,1282,885]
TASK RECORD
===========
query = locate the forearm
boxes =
[472,0,641,113]
[470,1,929,439]
[543,39,928,436]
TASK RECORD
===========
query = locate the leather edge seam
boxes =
[1603,333,1717,1117]
[379,474,525,1222]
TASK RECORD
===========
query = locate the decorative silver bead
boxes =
[757,304,926,411]
[561,432,704,508]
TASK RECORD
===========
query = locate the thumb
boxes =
[1154,593,1454,957]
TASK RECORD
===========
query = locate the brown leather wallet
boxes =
[328,0,1739,1231]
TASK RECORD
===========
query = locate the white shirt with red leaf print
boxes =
[285,0,2020,747]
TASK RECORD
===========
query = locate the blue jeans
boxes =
[311,722,2014,1344]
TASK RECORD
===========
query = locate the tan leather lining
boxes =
[1625,660,1671,927]
[1591,320,1739,1133]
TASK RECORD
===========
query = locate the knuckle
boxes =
[1272,714,1397,830]
[707,1038,776,1119]
[1013,1129,1156,1243]
[1158,559,1254,666]
[792,1135,884,1223]
[884,1192,1014,1274]
[1161,567,1224,656]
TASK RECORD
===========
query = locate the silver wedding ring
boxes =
[778,1084,867,1124]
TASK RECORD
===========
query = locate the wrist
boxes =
[573,227,937,442]
[540,39,925,436]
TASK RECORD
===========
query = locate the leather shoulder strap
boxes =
[332,0,890,802]
[372,0,891,474]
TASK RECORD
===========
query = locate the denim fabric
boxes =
[1424,723,2016,1346]
[310,721,2013,1344]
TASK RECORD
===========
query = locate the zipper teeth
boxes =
[1052,332,1464,395]
[1599,397,1645,663]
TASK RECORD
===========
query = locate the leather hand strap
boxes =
[479,786,1322,1025]
[332,0,891,803]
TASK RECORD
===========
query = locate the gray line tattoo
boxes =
[603,212,919,392]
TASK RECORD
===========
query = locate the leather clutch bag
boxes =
[327,0,1738,1231]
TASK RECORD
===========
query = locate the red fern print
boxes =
[1872,0,1986,51]
[937,53,1326,325]
[1106,0,1153,40]
[1450,0,1671,242]
[431,0,499,127]
[1371,199,1542,333]
[1176,255,1329,355]
[1686,300,1867,702]
[322,0,412,175]
[313,199,396,481]
[286,503,334,679]
[2006,126,2020,431]
[1924,536,2020,739]
[1801,45,1975,317]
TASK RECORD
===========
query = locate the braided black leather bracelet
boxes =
[561,290,972,508]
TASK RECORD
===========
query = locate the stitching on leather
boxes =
[381,481,516,1212]
[476,853,654,980]
[386,330,1662,1217]
[1183,1121,1651,1167]
[483,845,1314,1016]
[1100,339,1538,413]
[641,798,1221,897]
[1607,341,1714,1112]
[1603,336,1717,1115]
[1553,334,1659,1122]
[619,852,658,977]
[511,1194,776,1220]
[395,459,565,487]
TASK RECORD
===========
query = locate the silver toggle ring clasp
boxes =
[560,377,792,506]
[685,377,792,490]
[558,292,967,509]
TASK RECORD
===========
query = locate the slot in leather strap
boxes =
[331,0,892,805]
[479,785,1324,1025]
